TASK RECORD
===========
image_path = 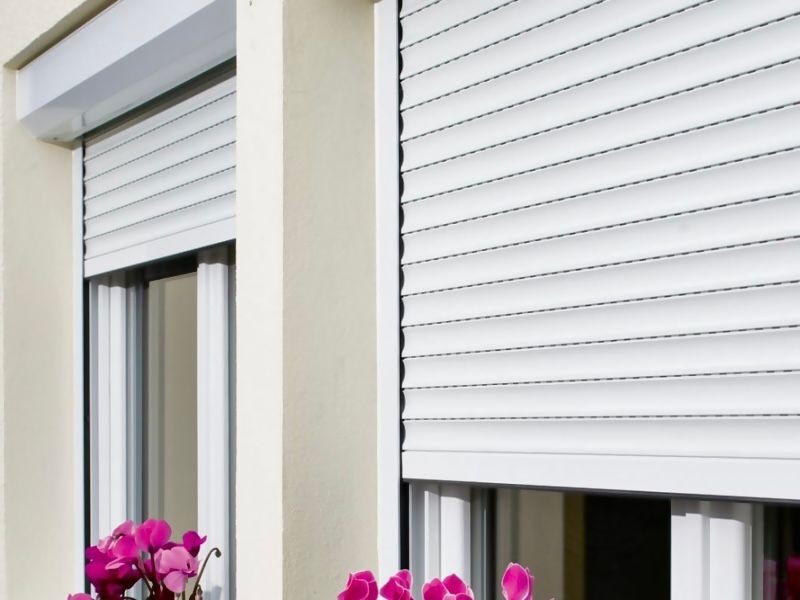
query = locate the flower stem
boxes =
[189,547,221,599]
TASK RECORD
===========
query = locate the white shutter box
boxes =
[398,0,800,498]
[83,75,236,277]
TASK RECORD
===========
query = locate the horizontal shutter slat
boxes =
[403,283,800,357]
[402,196,800,295]
[84,93,236,178]
[403,373,800,419]
[401,10,800,139]
[403,417,800,459]
[403,239,800,326]
[400,0,596,78]
[403,328,800,388]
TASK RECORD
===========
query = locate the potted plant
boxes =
[67,518,220,600]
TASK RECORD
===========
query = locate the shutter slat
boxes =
[401,0,596,78]
[83,76,236,277]
[84,120,235,198]
[85,193,235,259]
[403,373,800,419]
[401,11,800,139]
[400,0,512,44]
[403,283,800,357]
[403,240,800,326]
[403,196,800,295]
[84,93,236,178]
[402,156,800,262]
[403,417,800,459]
[403,328,800,388]
[402,60,800,191]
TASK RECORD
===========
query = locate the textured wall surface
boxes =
[0,0,113,596]
[236,0,377,597]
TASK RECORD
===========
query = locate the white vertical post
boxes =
[409,482,473,597]
[197,247,233,600]
[440,485,471,581]
[672,500,755,600]
[708,503,753,600]
[90,273,142,540]
[375,0,402,582]
[72,146,85,590]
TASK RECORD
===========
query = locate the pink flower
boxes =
[85,543,140,598]
[501,563,534,600]
[156,545,199,594]
[422,574,474,600]
[67,594,93,600]
[182,530,207,557]
[339,570,379,600]
[135,518,172,553]
[380,570,413,600]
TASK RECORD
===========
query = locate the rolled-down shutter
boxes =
[399,0,800,497]
[83,75,235,277]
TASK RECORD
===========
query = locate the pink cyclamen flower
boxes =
[135,518,172,553]
[422,574,474,600]
[339,570,379,600]
[182,530,207,557]
[501,563,534,600]
[156,545,199,593]
[85,543,140,598]
[380,569,413,600]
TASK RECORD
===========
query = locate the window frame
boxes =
[79,242,235,597]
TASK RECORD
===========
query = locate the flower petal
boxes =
[442,574,470,596]
[163,570,189,593]
[501,563,532,600]
[423,579,448,600]
[340,575,370,600]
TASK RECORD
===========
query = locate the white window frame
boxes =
[373,1,789,597]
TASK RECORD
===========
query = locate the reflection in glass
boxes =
[492,489,670,600]
[145,272,198,536]
[762,506,800,600]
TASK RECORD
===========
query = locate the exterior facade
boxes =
[1,1,799,599]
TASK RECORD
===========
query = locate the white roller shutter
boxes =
[83,75,236,277]
[398,0,800,497]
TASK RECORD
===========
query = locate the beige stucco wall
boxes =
[237,0,377,597]
[0,1,113,597]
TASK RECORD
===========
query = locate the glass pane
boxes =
[144,272,197,535]
[491,489,670,600]
[762,505,800,600]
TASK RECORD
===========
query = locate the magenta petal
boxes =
[442,574,469,595]
[339,575,370,600]
[112,535,138,560]
[395,570,412,590]
[380,574,412,600]
[151,520,172,549]
[423,579,448,600]
[163,570,189,593]
[501,563,532,600]
[67,594,93,600]
[182,530,207,557]
[111,520,134,537]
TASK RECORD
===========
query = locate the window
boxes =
[88,247,235,598]
[144,271,199,536]
[491,489,670,600]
